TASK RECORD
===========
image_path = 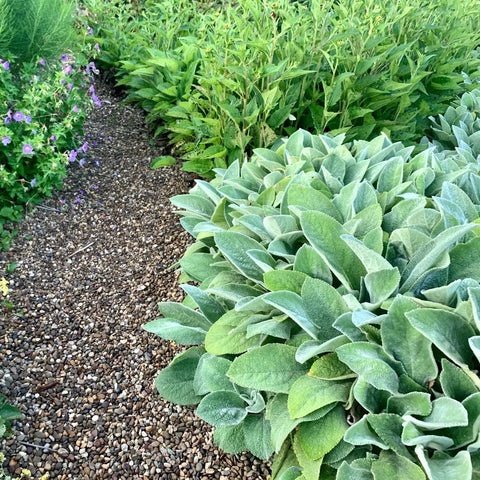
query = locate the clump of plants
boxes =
[85,0,480,175]
[145,89,480,479]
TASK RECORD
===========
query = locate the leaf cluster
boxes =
[85,0,480,176]
[146,89,480,479]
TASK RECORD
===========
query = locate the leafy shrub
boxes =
[86,0,480,176]
[0,55,98,250]
[145,89,480,479]
[0,0,75,64]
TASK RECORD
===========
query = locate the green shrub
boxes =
[86,0,480,176]
[0,0,75,64]
[145,89,480,479]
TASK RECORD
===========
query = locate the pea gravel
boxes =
[0,83,271,480]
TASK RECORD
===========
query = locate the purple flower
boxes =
[22,144,34,155]
[13,111,24,122]
[79,158,85,167]
[94,43,100,51]
[30,178,37,187]
[86,64,91,75]
[67,83,73,90]
[32,129,37,134]
[81,142,88,153]
[60,78,66,84]
[74,197,81,203]
[40,58,45,66]
[92,94,101,107]
[61,54,68,61]
[88,27,93,35]
[73,105,79,113]
[63,65,73,75]
[69,150,77,162]
[60,199,66,204]
[94,159,100,167]
[25,115,32,124]
[50,135,57,141]
[1,136,11,146]
[3,61,9,71]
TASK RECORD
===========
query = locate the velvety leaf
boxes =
[213,423,247,455]
[180,253,229,282]
[215,231,268,282]
[197,390,248,426]
[295,336,350,364]
[264,270,308,295]
[193,353,234,395]
[404,397,468,430]
[270,439,301,480]
[416,448,472,480]
[143,317,208,345]
[293,244,333,283]
[227,344,309,393]
[171,193,215,218]
[293,430,322,480]
[382,297,437,386]
[336,461,374,480]
[387,392,432,416]
[309,353,356,380]
[353,379,391,413]
[344,416,389,450]
[363,268,401,306]
[181,284,225,322]
[406,308,475,367]
[336,342,402,394]
[243,413,274,460]
[469,336,480,365]
[246,318,293,340]
[402,422,454,449]
[205,311,263,355]
[155,347,205,405]
[300,210,366,291]
[371,451,426,480]
[449,238,480,283]
[288,184,343,222]
[341,235,393,273]
[288,375,351,419]
[439,358,478,401]
[297,404,348,460]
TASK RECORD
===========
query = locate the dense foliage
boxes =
[84,0,480,175]
[145,89,480,479]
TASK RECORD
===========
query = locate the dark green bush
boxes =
[145,89,480,479]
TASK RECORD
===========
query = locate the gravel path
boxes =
[0,84,270,480]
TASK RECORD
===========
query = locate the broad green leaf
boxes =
[144,317,207,345]
[377,157,405,193]
[246,318,293,340]
[197,390,248,426]
[227,344,309,393]
[336,461,374,480]
[469,336,480,365]
[439,358,478,401]
[215,231,268,282]
[295,336,350,364]
[293,244,333,283]
[387,392,432,416]
[364,268,401,306]
[181,284,225,322]
[344,416,389,450]
[171,193,215,218]
[213,423,247,455]
[371,451,426,480]
[243,413,274,460]
[293,430,322,480]
[297,404,348,460]
[400,224,476,294]
[382,297,438,386]
[288,375,351,419]
[353,380,392,414]
[150,155,176,168]
[193,353,234,395]
[302,277,350,342]
[205,311,263,355]
[180,253,229,283]
[469,287,480,331]
[155,347,205,405]
[264,270,308,294]
[263,291,321,339]
[341,235,393,274]
[337,342,401,394]
[344,204,383,238]
[270,438,301,480]
[404,397,468,430]
[415,448,472,480]
[300,211,366,291]
[449,238,480,282]
[288,185,343,222]
[402,422,454,449]
[309,353,356,380]
[323,439,355,466]
[406,309,475,367]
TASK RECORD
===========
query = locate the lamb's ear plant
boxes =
[146,89,480,479]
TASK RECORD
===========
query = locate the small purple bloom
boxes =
[73,105,79,113]
[81,142,88,153]
[93,185,98,189]
[61,54,68,61]
[60,199,66,204]
[40,58,45,66]
[69,150,77,162]
[25,115,32,124]
[88,27,93,35]
[50,135,57,141]
[74,197,81,203]
[67,83,73,90]
[79,158,85,167]
[94,159,100,167]
[32,129,37,134]
[22,144,34,154]
[3,61,9,71]
[94,43,100,51]
[30,178,37,187]
[86,64,91,75]
[92,94,101,107]
[89,84,95,94]
[1,136,11,146]
[63,65,73,74]
[13,111,24,122]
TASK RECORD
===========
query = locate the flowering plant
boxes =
[0,54,99,248]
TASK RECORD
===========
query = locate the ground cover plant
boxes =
[84,0,480,176]
[145,88,480,479]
